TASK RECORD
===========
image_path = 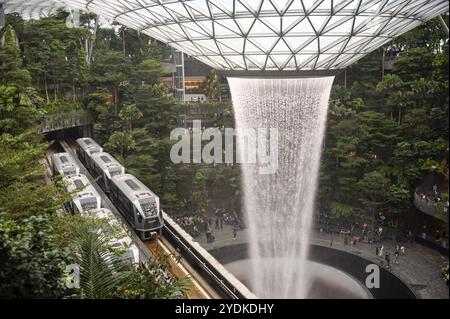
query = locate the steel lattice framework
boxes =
[2,0,449,71]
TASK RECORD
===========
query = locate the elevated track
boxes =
[53,139,254,299]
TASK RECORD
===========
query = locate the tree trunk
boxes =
[88,17,98,65]
[54,80,58,103]
[398,107,402,126]
[122,29,126,59]
[344,68,347,89]
[371,209,375,244]
[72,78,76,101]
[44,75,49,104]
[114,87,119,115]
[85,37,89,65]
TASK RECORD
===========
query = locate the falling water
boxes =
[228,77,334,298]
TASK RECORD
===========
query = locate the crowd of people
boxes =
[417,184,449,212]
[173,214,203,238]
[375,243,405,269]
[173,208,243,243]
[204,209,242,243]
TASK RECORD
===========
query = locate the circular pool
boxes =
[225,258,371,299]
[209,243,416,299]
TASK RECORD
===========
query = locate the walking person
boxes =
[394,244,400,264]
[378,245,384,266]
[232,219,239,240]
[206,227,210,243]
[219,216,223,229]
[206,225,212,243]
[385,252,391,269]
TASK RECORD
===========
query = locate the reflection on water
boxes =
[225,258,371,299]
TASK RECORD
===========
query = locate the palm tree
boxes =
[409,78,438,107]
[119,103,142,131]
[72,219,130,299]
[387,90,411,126]
[205,69,219,100]
[106,130,136,158]
[376,74,404,119]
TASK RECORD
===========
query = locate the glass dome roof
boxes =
[2,0,449,71]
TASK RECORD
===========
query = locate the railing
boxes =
[39,109,94,133]
[162,211,256,299]
[413,192,449,222]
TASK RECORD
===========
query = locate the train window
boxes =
[100,155,111,163]
[64,168,76,175]
[60,156,68,163]
[81,199,98,211]
[139,200,157,217]
[74,179,84,188]
[85,140,92,145]
[137,213,143,224]
[125,179,140,191]
[110,170,121,177]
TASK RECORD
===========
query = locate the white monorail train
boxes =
[75,137,102,167]
[63,173,102,213]
[87,152,125,193]
[75,138,163,240]
[110,174,163,240]
[52,152,80,176]
[81,208,140,264]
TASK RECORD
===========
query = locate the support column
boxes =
[438,15,449,37]
[0,3,5,29]
[173,49,185,102]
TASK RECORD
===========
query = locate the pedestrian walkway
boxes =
[194,224,449,299]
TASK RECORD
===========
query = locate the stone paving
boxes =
[193,223,449,299]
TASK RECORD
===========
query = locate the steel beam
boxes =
[438,15,449,36]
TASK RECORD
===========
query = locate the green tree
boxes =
[113,256,190,299]
[376,74,404,119]
[133,59,165,84]
[387,90,411,125]
[23,17,83,103]
[357,171,390,242]
[106,130,136,158]
[0,25,32,87]
[70,217,130,299]
[0,214,69,298]
[394,48,434,82]
[409,78,439,108]
[90,49,132,113]
[191,171,208,215]
[0,133,69,218]
[119,103,142,131]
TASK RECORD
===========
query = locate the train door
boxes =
[103,172,109,193]
[132,206,140,228]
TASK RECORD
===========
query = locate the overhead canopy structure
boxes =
[2,0,449,71]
